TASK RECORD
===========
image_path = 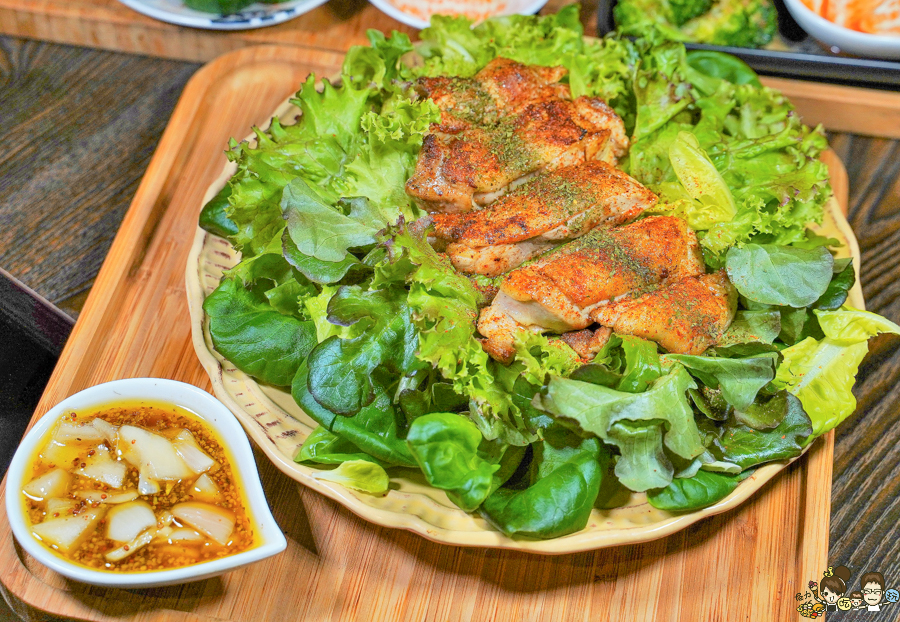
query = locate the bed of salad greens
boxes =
[197,6,900,540]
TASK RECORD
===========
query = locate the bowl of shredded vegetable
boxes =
[784,0,900,58]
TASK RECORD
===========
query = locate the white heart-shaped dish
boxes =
[4,378,286,588]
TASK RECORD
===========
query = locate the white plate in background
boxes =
[116,0,329,30]
[367,0,550,29]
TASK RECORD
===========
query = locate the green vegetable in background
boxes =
[686,50,761,86]
[615,0,777,48]
[183,0,253,15]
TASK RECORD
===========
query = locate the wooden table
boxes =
[1,2,899,620]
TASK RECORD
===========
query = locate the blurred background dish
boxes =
[783,0,900,58]
[367,0,550,29]
[115,0,329,30]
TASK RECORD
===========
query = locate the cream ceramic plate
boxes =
[185,93,864,554]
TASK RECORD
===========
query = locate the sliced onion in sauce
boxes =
[23,468,71,502]
[171,502,235,546]
[106,501,157,543]
[32,507,106,554]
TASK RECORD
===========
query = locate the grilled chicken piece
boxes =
[589,271,737,355]
[561,327,612,359]
[477,216,704,361]
[434,161,657,276]
[406,97,628,213]
[416,58,569,132]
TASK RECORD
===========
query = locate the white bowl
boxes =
[367,0,549,30]
[4,378,286,588]
[783,0,900,59]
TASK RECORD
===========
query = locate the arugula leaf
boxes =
[710,393,812,468]
[725,244,833,307]
[311,460,390,495]
[665,352,778,410]
[306,285,425,415]
[203,277,316,386]
[406,413,502,512]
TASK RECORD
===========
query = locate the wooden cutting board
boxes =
[0,45,846,622]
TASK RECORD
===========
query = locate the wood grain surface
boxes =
[0,36,199,319]
[0,43,853,622]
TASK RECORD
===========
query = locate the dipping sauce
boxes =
[21,402,254,572]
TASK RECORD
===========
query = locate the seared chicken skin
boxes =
[415,58,570,132]
[477,216,705,361]
[406,97,628,213]
[590,271,737,355]
[433,161,657,276]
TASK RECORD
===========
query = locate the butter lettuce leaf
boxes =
[773,307,900,437]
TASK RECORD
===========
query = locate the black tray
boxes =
[0,269,71,479]
[597,0,900,89]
